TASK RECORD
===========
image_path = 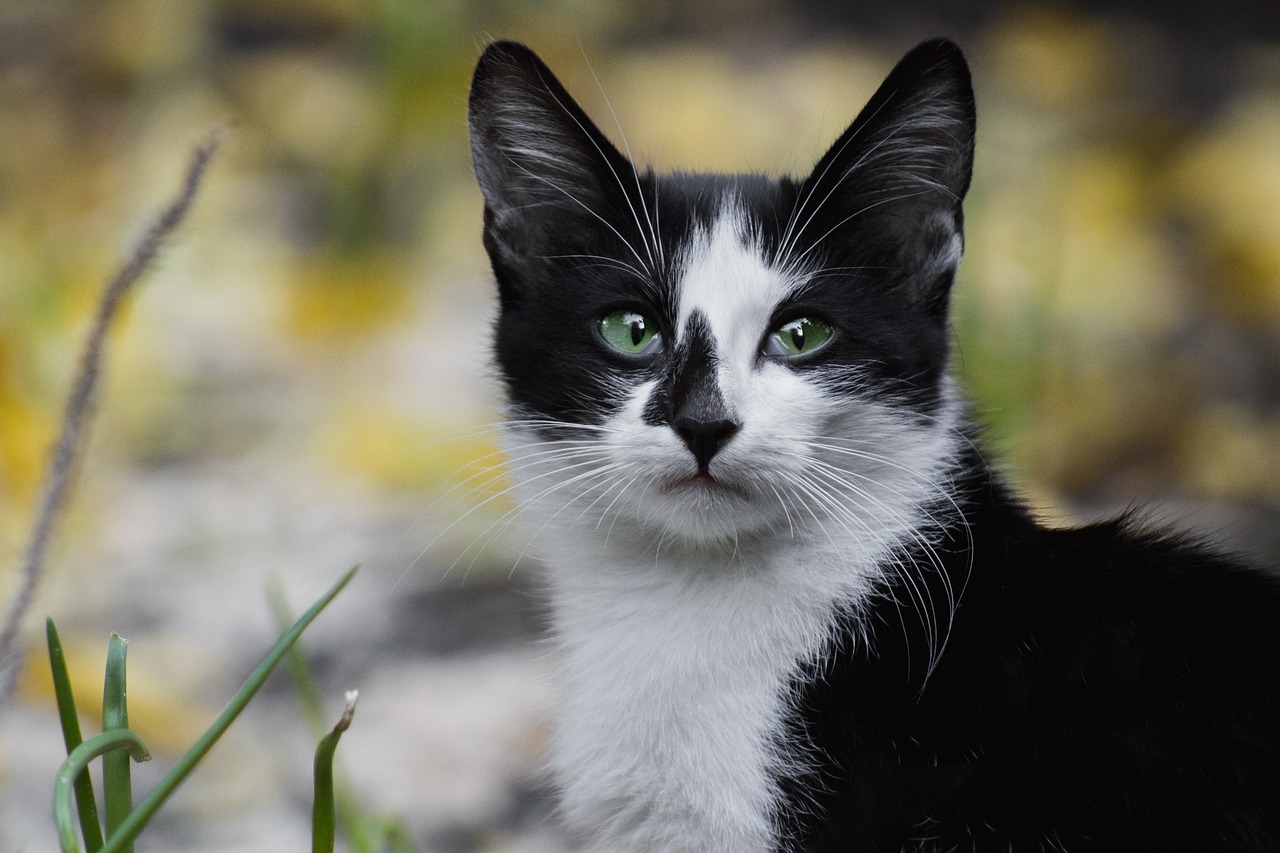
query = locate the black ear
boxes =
[794,39,975,312]
[468,41,636,273]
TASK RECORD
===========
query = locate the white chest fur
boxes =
[538,524,888,851]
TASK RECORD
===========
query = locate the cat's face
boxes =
[469,41,975,551]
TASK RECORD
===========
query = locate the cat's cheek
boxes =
[604,379,691,475]
[730,365,830,447]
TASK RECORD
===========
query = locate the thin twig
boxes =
[0,130,223,704]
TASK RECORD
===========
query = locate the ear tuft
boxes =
[468,41,633,267]
[792,39,976,310]
[812,38,974,205]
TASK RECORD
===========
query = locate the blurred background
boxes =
[1,0,1279,850]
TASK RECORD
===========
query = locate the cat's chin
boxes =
[633,474,785,545]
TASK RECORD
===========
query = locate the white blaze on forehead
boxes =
[676,206,799,370]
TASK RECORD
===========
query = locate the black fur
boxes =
[779,447,1280,851]
[469,37,1280,851]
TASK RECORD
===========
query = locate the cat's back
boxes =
[790,505,1280,851]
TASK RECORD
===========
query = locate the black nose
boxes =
[674,415,740,472]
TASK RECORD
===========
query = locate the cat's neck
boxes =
[530,431,973,852]
[545,536,874,851]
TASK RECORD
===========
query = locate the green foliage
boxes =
[101,634,133,852]
[49,566,363,853]
[313,691,358,853]
[46,619,106,852]
[54,731,150,853]
[272,584,417,853]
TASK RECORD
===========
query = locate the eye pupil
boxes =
[767,317,832,357]
[600,309,660,354]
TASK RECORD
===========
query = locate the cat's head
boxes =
[468,41,974,551]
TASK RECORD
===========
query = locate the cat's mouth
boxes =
[662,470,747,498]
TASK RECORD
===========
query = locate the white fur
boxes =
[503,208,964,851]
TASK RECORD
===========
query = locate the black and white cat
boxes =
[467,38,1280,852]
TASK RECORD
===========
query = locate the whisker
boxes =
[508,464,634,576]
[580,52,666,272]
[788,189,934,270]
[535,64,660,276]
[544,253,651,284]
[504,156,652,274]
[768,94,901,263]
[404,433,618,586]
[776,94,895,266]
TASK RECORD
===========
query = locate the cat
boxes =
[466,38,1280,852]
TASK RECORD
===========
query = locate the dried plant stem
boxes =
[0,131,223,703]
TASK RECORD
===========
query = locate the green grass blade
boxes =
[101,634,132,852]
[271,582,385,852]
[267,581,328,735]
[312,691,358,853]
[98,565,359,853]
[47,619,106,853]
[54,730,150,853]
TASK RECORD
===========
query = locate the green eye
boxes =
[766,317,833,357]
[599,309,660,355]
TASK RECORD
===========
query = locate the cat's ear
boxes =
[468,41,634,269]
[797,39,975,314]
